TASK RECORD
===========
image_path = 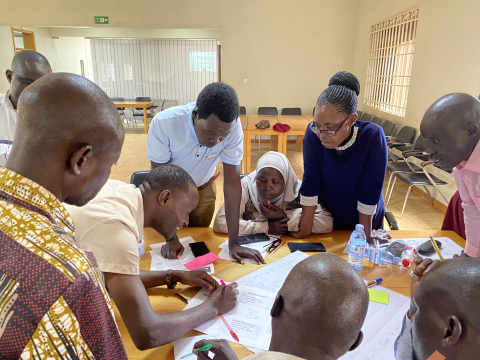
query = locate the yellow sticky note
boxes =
[368,289,389,304]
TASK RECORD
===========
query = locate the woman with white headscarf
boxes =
[213,151,333,235]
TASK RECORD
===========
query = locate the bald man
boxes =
[420,93,480,257]
[0,50,52,165]
[395,256,480,359]
[193,253,369,360]
[0,73,127,359]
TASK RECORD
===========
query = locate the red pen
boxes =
[219,279,240,342]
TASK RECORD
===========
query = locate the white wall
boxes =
[0,27,15,93]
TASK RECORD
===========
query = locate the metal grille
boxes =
[364,9,419,117]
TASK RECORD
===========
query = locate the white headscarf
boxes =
[245,151,301,213]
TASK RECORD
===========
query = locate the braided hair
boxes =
[316,71,360,115]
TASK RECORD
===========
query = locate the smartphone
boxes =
[189,242,210,257]
[418,240,442,256]
[238,233,271,245]
[288,242,326,253]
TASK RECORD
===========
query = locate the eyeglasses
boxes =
[309,113,353,137]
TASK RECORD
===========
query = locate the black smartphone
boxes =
[418,240,442,256]
[238,233,271,245]
[189,242,210,257]
[288,242,326,253]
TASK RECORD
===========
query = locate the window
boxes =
[189,52,217,72]
[101,63,115,82]
[364,9,419,117]
[123,64,133,81]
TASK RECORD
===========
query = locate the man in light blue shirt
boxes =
[147,82,265,265]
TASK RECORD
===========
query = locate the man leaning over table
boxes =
[147,82,265,265]
[65,164,239,350]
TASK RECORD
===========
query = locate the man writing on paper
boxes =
[66,164,239,350]
[394,255,480,359]
[0,50,52,165]
[147,82,265,265]
[421,93,480,257]
[192,253,369,360]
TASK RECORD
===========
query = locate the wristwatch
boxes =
[166,269,177,289]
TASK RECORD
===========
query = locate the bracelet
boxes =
[166,269,177,289]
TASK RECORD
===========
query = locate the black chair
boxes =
[371,116,383,125]
[130,170,150,187]
[387,126,416,162]
[281,108,302,115]
[111,97,129,125]
[258,107,278,115]
[312,107,316,116]
[239,106,246,115]
[381,120,395,136]
[131,97,161,126]
[360,113,372,122]
[357,110,363,118]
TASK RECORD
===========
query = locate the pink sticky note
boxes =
[185,252,219,271]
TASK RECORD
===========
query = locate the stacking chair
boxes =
[389,159,449,219]
[239,106,246,115]
[255,107,278,150]
[130,170,150,187]
[385,135,427,202]
[111,97,130,126]
[312,107,316,116]
[387,126,416,161]
[131,97,160,127]
[357,110,363,118]
[371,116,383,126]
[381,120,395,136]
[281,107,302,115]
[360,113,372,122]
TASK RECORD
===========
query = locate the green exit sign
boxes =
[94,16,109,24]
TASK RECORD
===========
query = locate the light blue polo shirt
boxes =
[147,102,244,187]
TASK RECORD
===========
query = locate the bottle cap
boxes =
[355,224,364,231]
[402,258,411,267]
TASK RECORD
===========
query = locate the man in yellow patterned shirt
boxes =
[0,73,127,359]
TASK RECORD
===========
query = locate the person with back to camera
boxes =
[291,71,391,244]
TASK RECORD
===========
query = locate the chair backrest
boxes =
[111,97,125,110]
[381,120,395,136]
[357,110,363,118]
[135,97,153,110]
[258,107,278,115]
[239,106,246,115]
[281,107,302,115]
[371,116,383,125]
[360,113,372,122]
[413,135,427,151]
[312,107,316,116]
[395,126,416,144]
[130,170,150,187]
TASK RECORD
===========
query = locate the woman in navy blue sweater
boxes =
[291,71,390,244]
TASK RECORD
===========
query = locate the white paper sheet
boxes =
[174,335,220,360]
[150,236,214,273]
[184,285,277,351]
[217,240,270,264]
[235,251,309,293]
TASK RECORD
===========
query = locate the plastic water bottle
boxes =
[138,235,146,256]
[400,241,418,267]
[348,224,367,270]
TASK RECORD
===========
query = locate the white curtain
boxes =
[90,39,220,108]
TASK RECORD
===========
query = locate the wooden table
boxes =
[113,101,155,134]
[276,115,310,152]
[243,115,283,173]
[116,228,465,359]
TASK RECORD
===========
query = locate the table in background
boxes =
[244,115,283,173]
[115,228,465,360]
[276,115,310,153]
[113,100,154,134]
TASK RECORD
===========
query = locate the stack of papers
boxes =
[217,239,271,264]
[150,236,214,274]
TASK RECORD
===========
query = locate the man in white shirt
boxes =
[0,50,52,165]
[193,253,369,360]
[66,164,239,349]
[147,82,265,265]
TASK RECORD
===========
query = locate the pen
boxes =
[271,240,286,254]
[219,279,240,342]
[366,278,383,287]
[375,239,379,250]
[430,236,444,261]
[180,344,212,359]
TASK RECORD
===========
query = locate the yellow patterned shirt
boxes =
[0,167,127,359]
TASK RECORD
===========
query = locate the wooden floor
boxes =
[110,127,447,230]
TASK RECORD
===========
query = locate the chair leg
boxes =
[422,186,433,206]
[385,171,395,202]
[386,176,397,205]
[400,185,413,219]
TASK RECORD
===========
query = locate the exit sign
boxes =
[94,16,109,24]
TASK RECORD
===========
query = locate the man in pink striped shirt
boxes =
[421,93,480,257]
